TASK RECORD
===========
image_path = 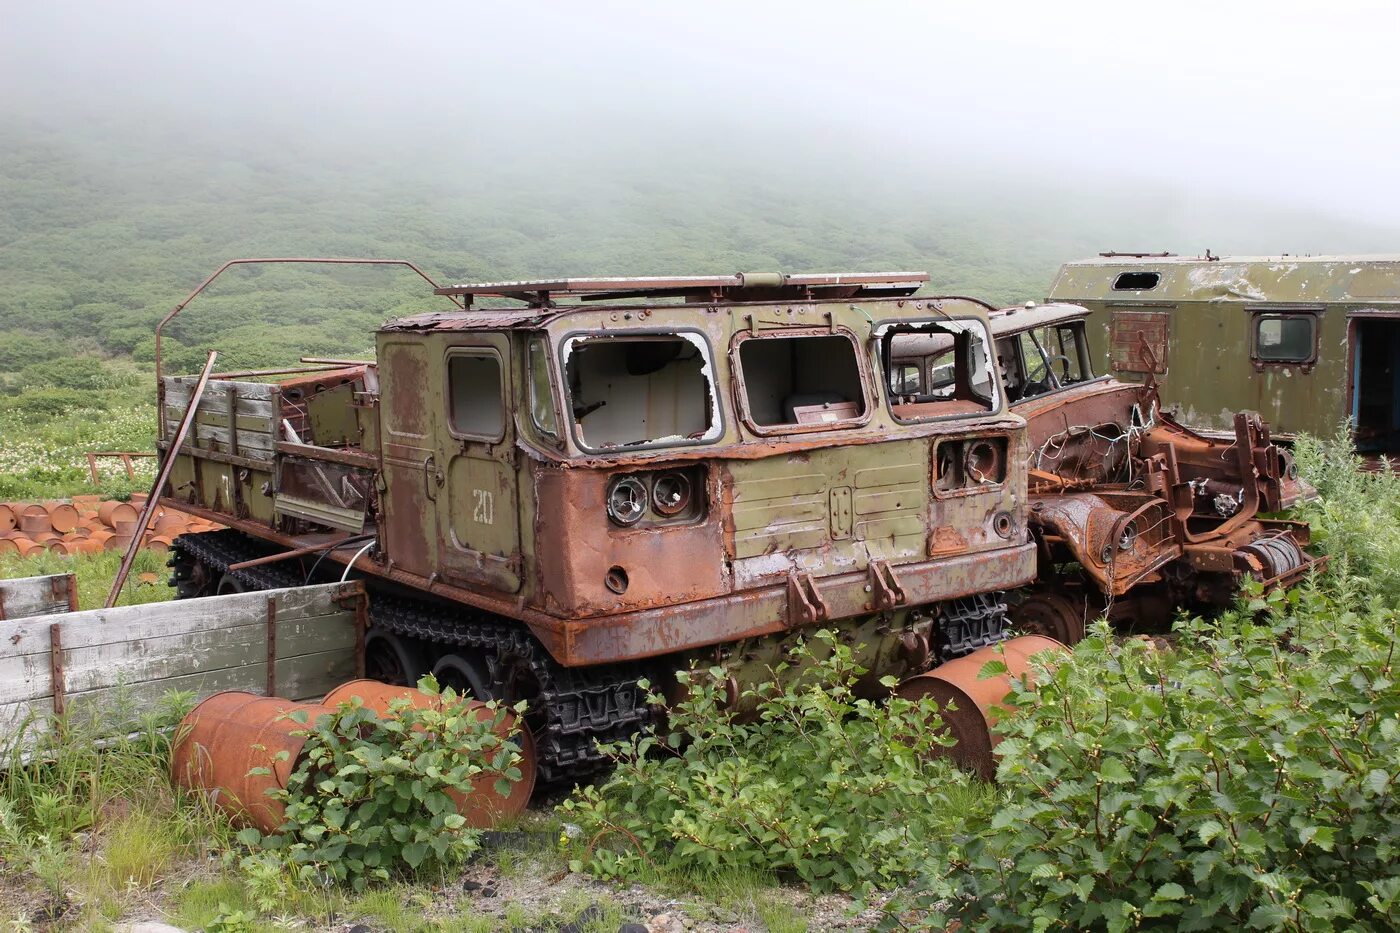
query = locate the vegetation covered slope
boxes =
[2,115,1398,498]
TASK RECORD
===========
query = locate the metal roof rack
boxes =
[432,271,929,306]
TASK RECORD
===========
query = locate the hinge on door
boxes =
[786,569,829,629]
[867,559,907,611]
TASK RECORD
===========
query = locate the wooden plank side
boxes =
[0,575,74,620]
[275,613,358,657]
[0,699,55,748]
[63,662,269,717]
[59,612,356,695]
[0,582,363,743]
[60,623,268,695]
[184,425,276,452]
[34,584,352,650]
[0,649,55,705]
[164,395,275,417]
[165,377,276,401]
[276,649,357,701]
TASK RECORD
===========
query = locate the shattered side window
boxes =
[561,333,721,450]
[737,333,869,429]
[527,336,559,440]
[881,318,999,421]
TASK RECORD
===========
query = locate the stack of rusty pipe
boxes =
[171,681,537,834]
[0,496,222,559]
[896,634,1069,781]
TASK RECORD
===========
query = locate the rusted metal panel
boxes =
[1109,310,1170,374]
[533,464,728,618]
[1048,255,1400,441]
[557,541,1038,666]
[986,304,1321,619]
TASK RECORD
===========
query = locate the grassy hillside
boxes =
[1,115,1397,498]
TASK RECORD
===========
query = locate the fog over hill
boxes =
[2,1,1397,369]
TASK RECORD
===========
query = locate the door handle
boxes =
[423,453,444,501]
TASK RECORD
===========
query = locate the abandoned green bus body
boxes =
[1047,254,1400,455]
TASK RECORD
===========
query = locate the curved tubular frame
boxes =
[154,257,461,439]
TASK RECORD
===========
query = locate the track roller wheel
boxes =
[1010,588,1089,646]
[365,629,426,687]
[215,572,248,596]
[432,652,494,699]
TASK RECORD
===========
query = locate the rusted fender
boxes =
[170,692,334,834]
[896,635,1069,781]
[322,679,536,826]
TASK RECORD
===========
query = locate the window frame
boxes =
[1250,310,1319,367]
[876,315,1005,425]
[444,346,507,443]
[524,333,563,447]
[730,325,874,437]
[1112,271,1162,291]
[557,327,726,455]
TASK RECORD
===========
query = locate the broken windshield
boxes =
[997,320,1094,403]
[561,333,722,450]
[879,318,1000,421]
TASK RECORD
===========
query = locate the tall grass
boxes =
[1293,429,1400,600]
[0,548,173,610]
[0,689,234,926]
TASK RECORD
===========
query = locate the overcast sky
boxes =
[4,0,1399,226]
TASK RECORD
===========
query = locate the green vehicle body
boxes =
[1047,254,1400,454]
[160,269,1039,781]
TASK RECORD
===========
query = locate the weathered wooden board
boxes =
[0,580,365,749]
[0,574,77,620]
[164,376,278,456]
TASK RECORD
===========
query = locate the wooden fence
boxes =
[0,573,79,620]
[0,579,366,744]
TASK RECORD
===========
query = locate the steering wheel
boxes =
[1044,354,1074,382]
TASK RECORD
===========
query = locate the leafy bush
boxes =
[561,630,989,894]
[896,578,1400,932]
[236,679,527,895]
[1293,429,1400,601]
[17,356,136,392]
[0,386,93,420]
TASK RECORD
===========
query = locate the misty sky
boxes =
[4,0,1400,228]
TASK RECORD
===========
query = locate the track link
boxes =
[170,530,655,784]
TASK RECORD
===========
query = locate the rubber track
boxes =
[170,530,655,783]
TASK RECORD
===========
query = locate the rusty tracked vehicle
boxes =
[887,298,1323,643]
[158,266,1039,782]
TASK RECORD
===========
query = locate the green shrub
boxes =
[17,356,136,392]
[895,579,1400,932]
[236,678,527,895]
[561,630,989,894]
[0,386,93,421]
[1293,429,1400,601]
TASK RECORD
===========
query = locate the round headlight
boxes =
[606,476,648,526]
[1117,520,1139,552]
[964,440,1000,484]
[651,472,692,516]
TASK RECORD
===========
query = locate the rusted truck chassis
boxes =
[158,265,1039,781]
[890,300,1323,643]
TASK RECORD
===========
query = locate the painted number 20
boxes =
[472,489,495,525]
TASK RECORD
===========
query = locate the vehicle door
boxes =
[437,333,522,592]
[376,337,439,577]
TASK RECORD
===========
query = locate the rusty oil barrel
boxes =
[43,502,79,534]
[896,634,1069,781]
[170,692,335,833]
[322,679,536,826]
[98,501,138,527]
